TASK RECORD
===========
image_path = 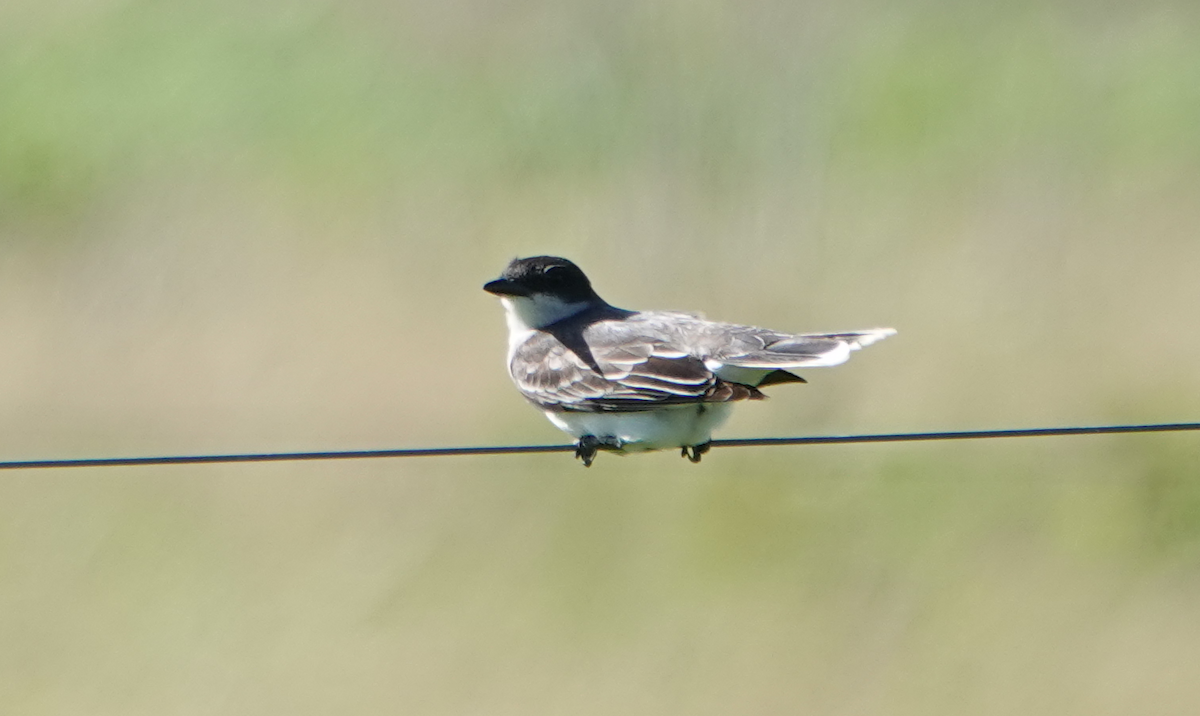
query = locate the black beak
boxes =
[483,278,531,297]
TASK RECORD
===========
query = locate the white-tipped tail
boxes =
[797,328,897,350]
[708,327,896,372]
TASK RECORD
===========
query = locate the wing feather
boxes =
[507,312,892,412]
[510,323,756,412]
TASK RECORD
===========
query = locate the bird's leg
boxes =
[576,436,601,467]
[681,442,712,463]
[575,435,621,467]
[571,431,619,465]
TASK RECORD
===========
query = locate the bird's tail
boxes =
[720,328,896,369]
[794,328,896,350]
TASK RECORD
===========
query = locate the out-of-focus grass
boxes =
[3,0,1199,218]
[1,0,1200,713]
[3,443,1200,714]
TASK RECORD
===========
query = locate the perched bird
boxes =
[484,256,894,466]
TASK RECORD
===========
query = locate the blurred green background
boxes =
[3,0,1200,713]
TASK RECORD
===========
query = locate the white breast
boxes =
[544,403,733,452]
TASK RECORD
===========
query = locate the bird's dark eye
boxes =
[544,266,566,277]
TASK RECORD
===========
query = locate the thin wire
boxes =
[0,421,1197,471]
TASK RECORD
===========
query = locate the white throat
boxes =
[501,294,591,332]
[500,294,591,359]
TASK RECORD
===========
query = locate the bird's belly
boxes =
[544,403,733,451]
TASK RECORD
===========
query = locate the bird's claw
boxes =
[681,442,711,463]
[575,435,621,467]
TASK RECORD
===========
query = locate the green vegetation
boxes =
[1,0,1199,712]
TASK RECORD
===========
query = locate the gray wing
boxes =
[510,320,760,412]
[509,312,894,411]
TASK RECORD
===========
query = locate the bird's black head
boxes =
[483,256,600,303]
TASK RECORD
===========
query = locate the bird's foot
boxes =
[681,442,711,463]
[575,435,622,467]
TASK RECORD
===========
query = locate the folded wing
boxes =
[510,326,761,412]
[509,313,894,412]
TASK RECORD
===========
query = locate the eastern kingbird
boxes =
[484,256,895,466]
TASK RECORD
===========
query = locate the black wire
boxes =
[0,421,1197,471]
[713,422,1200,447]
